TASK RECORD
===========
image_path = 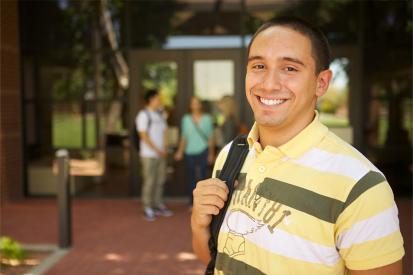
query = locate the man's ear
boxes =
[316,69,333,97]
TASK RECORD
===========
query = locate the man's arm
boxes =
[163,128,169,154]
[336,178,404,274]
[139,131,164,156]
[191,222,211,265]
[191,178,228,265]
[348,260,402,275]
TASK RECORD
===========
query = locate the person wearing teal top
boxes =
[174,97,215,205]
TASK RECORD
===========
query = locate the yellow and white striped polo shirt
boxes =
[213,114,404,275]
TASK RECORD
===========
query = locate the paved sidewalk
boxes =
[1,199,204,275]
[1,198,412,274]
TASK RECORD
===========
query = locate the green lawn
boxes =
[53,113,124,149]
[52,113,96,148]
[319,113,349,127]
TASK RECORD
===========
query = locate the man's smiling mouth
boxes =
[257,96,287,106]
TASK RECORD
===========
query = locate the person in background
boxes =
[174,97,215,207]
[217,95,239,148]
[136,89,173,221]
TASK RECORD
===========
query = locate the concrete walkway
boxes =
[1,198,411,274]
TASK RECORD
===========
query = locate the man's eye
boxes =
[285,66,297,72]
[252,64,265,70]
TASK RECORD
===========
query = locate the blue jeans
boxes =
[185,149,209,204]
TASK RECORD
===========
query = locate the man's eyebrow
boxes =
[247,55,263,63]
[248,55,306,67]
[282,56,306,67]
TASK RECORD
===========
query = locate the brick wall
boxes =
[0,0,23,203]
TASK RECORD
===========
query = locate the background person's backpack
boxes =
[205,134,249,274]
[132,109,151,152]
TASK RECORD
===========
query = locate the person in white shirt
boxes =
[136,89,173,221]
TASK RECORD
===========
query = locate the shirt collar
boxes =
[247,111,328,158]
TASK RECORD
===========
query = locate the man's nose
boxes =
[261,69,282,92]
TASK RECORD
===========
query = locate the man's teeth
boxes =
[259,97,285,106]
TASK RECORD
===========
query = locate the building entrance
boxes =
[128,49,244,197]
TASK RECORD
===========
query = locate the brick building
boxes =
[1,0,23,203]
[1,1,411,201]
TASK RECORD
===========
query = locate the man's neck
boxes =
[258,113,315,149]
[147,105,157,111]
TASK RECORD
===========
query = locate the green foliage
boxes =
[319,113,349,127]
[319,99,336,114]
[320,86,349,114]
[128,1,179,47]
[142,62,177,108]
[52,68,86,101]
[43,0,119,101]
[0,237,26,261]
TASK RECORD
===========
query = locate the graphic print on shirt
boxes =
[223,174,291,257]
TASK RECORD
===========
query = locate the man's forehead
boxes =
[252,26,311,49]
[259,25,307,38]
[249,26,314,64]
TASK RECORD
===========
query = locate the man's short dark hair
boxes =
[247,17,331,74]
[144,89,159,104]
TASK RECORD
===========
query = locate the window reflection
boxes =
[193,60,234,101]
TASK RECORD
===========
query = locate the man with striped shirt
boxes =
[191,17,404,274]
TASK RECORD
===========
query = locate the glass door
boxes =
[128,49,243,197]
[129,50,185,196]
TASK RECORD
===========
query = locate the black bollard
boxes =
[56,149,72,248]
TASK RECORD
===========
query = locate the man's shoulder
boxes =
[214,140,252,171]
[220,141,233,155]
[323,130,377,166]
[136,110,148,125]
[137,108,149,117]
[314,129,384,183]
[213,142,233,170]
[139,108,162,120]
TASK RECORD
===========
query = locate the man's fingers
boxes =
[198,194,226,209]
[197,178,228,193]
[191,178,230,228]
[200,178,228,190]
[194,183,228,202]
[196,204,220,216]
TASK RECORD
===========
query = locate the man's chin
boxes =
[255,117,285,128]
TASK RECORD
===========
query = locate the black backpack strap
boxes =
[144,108,151,129]
[205,134,249,274]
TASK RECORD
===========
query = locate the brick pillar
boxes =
[0,0,23,203]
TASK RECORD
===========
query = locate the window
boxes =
[193,60,234,101]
